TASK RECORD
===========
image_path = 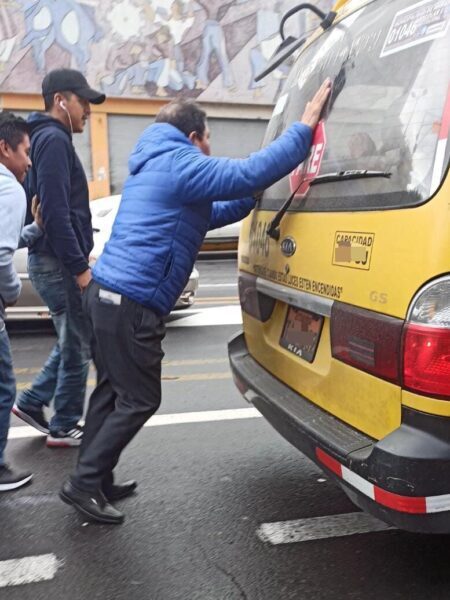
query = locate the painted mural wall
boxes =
[0,0,334,105]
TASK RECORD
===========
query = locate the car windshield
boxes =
[261,0,450,212]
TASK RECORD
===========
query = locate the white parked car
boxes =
[7,195,199,320]
[201,221,241,254]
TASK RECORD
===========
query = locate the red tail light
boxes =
[331,302,403,383]
[402,277,450,399]
[403,325,450,398]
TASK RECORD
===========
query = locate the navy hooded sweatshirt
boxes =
[26,113,93,275]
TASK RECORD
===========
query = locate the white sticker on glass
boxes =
[381,0,450,58]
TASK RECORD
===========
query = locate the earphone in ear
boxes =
[58,99,73,134]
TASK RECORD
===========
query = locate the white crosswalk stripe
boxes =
[256,512,394,545]
[9,408,262,440]
[0,554,60,588]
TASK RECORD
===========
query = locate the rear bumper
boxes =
[228,331,450,533]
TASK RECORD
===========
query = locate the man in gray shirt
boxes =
[0,112,41,491]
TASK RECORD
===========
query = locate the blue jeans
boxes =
[0,323,15,466]
[197,21,234,88]
[17,254,91,432]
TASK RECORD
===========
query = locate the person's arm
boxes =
[0,262,21,307]
[34,133,90,276]
[178,122,311,203]
[209,196,255,230]
[0,192,24,306]
[178,79,331,203]
[18,222,42,248]
[18,195,43,248]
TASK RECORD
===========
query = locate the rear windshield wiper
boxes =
[267,170,391,240]
[310,169,391,186]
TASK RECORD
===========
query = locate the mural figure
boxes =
[249,1,287,98]
[0,4,16,70]
[0,0,335,104]
[101,39,149,96]
[148,25,183,97]
[102,26,189,98]
[195,0,236,90]
[155,0,196,90]
[19,0,102,72]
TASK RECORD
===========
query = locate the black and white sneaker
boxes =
[47,425,83,448]
[12,404,49,434]
[0,465,33,492]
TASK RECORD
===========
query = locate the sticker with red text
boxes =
[289,120,326,198]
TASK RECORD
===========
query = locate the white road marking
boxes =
[2,494,59,508]
[257,512,394,545]
[0,554,60,588]
[145,408,261,426]
[167,305,242,327]
[9,408,262,440]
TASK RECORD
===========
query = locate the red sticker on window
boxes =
[289,120,327,198]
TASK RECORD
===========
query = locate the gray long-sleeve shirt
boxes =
[0,163,41,321]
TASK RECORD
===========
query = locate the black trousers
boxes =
[71,282,166,493]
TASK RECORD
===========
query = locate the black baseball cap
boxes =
[42,68,106,104]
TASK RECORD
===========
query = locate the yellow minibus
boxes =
[229,0,450,533]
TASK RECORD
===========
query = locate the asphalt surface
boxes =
[2,259,450,600]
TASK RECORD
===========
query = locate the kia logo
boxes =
[281,237,296,257]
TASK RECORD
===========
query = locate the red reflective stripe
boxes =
[373,487,427,514]
[316,447,429,514]
[316,448,343,477]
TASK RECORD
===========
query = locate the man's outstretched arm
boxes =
[179,79,331,203]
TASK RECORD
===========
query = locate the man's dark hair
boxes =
[0,111,29,150]
[155,99,207,138]
[43,90,73,112]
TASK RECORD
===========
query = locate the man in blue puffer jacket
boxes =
[61,79,331,524]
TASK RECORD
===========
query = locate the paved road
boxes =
[2,260,450,599]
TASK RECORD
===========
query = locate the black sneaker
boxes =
[12,404,49,434]
[47,425,83,448]
[0,465,33,492]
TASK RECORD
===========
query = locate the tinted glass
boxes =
[261,0,450,212]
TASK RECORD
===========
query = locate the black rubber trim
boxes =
[228,331,373,461]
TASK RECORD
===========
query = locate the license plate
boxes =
[280,306,324,363]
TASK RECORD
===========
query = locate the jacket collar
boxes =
[0,163,16,181]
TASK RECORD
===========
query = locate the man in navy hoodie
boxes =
[60,80,331,524]
[13,69,105,448]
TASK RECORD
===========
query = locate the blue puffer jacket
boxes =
[93,121,312,315]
